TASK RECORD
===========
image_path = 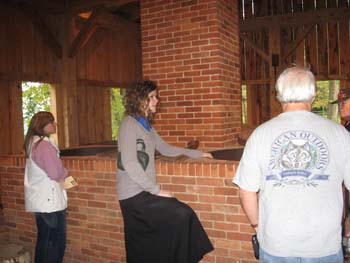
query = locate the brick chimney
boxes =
[140,0,241,149]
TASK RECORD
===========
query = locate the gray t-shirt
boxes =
[233,110,350,257]
[117,116,203,200]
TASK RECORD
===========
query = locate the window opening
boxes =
[312,80,340,122]
[22,82,51,135]
[110,87,125,140]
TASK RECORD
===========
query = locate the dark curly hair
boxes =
[124,80,158,123]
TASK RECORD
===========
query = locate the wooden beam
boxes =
[242,79,270,85]
[281,23,316,62]
[31,0,137,15]
[77,78,129,89]
[240,34,269,62]
[68,8,103,58]
[19,3,63,59]
[241,6,350,31]
[0,72,59,83]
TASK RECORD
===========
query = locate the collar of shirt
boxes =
[135,116,151,132]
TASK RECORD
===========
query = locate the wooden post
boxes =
[53,15,79,148]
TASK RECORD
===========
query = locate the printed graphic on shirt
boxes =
[117,139,149,171]
[267,130,329,187]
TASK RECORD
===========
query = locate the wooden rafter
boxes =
[240,33,269,62]
[241,6,350,32]
[281,23,316,62]
[68,8,104,58]
[19,3,63,59]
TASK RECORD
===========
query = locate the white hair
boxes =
[275,66,316,103]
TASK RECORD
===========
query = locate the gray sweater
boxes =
[117,116,203,200]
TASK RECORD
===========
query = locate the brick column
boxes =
[140,0,241,149]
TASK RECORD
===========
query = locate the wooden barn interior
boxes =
[1,0,350,262]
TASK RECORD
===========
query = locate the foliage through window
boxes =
[110,88,125,140]
[22,82,51,134]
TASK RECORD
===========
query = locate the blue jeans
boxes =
[259,248,343,263]
[34,210,66,263]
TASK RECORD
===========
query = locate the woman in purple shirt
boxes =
[23,111,68,263]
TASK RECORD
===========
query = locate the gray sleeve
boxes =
[152,129,203,159]
[118,119,160,194]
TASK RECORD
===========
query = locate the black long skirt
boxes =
[119,191,214,263]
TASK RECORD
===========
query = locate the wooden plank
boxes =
[281,23,315,62]
[253,0,269,17]
[255,32,262,80]
[338,0,349,7]
[280,27,294,66]
[305,23,318,72]
[326,0,338,8]
[269,26,282,118]
[240,33,269,62]
[246,84,258,126]
[317,22,328,77]
[241,79,270,85]
[243,0,253,19]
[251,33,258,80]
[316,1,327,9]
[328,21,340,75]
[245,32,253,81]
[338,18,350,77]
[303,0,316,11]
[261,29,269,79]
[9,81,24,154]
[19,3,62,59]
[295,26,305,66]
[83,27,108,62]
[240,37,246,81]
[77,85,89,145]
[241,6,350,31]
[0,81,11,154]
[103,87,112,141]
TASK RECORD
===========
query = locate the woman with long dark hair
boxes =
[24,111,67,263]
[117,80,214,263]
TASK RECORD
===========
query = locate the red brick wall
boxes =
[0,155,257,263]
[141,0,242,149]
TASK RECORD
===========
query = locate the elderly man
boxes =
[233,66,350,263]
[331,88,350,131]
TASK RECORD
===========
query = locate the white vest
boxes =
[24,136,67,212]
